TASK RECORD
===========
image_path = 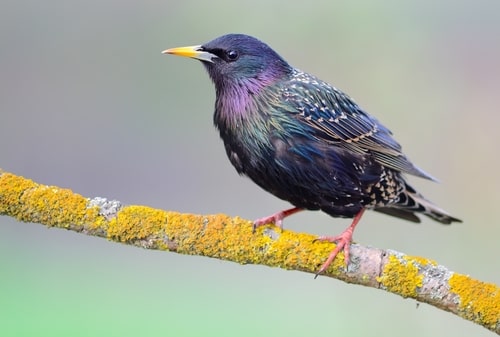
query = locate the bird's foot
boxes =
[314,208,365,278]
[252,207,303,232]
[314,228,354,278]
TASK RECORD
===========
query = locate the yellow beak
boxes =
[162,45,215,63]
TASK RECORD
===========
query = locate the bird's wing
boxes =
[280,72,436,181]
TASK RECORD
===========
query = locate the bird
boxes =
[162,34,461,276]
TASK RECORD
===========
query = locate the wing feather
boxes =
[280,70,437,181]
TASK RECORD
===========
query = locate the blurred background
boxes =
[1,0,499,336]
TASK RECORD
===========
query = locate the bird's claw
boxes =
[252,207,302,233]
[252,213,284,233]
[313,231,353,278]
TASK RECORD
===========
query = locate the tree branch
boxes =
[1,169,499,334]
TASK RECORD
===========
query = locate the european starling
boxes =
[163,34,461,276]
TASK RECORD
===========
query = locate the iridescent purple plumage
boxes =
[164,34,461,276]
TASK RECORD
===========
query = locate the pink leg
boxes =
[253,207,303,231]
[314,208,366,278]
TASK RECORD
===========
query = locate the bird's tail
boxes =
[374,182,462,224]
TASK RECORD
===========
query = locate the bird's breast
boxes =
[215,109,274,176]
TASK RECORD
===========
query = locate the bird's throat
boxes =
[213,80,262,130]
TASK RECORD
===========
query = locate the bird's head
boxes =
[163,34,292,94]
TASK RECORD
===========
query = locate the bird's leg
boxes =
[253,207,303,231]
[314,208,366,278]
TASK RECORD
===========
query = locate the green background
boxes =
[1,0,499,336]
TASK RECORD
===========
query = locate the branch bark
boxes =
[1,169,499,334]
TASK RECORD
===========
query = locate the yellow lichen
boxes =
[378,254,423,298]
[449,273,500,328]
[276,230,343,272]
[215,216,261,263]
[86,213,108,232]
[21,185,92,227]
[0,171,345,275]
[405,255,437,267]
[0,173,38,216]
[163,211,205,252]
[161,213,338,274]
[108,205,168,243]
[0,172,96,227]
[187,214,263,264]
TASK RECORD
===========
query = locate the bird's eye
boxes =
[226,50,239,61]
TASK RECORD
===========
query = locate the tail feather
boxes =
[374,207,421,223]
[375,182,462,224]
